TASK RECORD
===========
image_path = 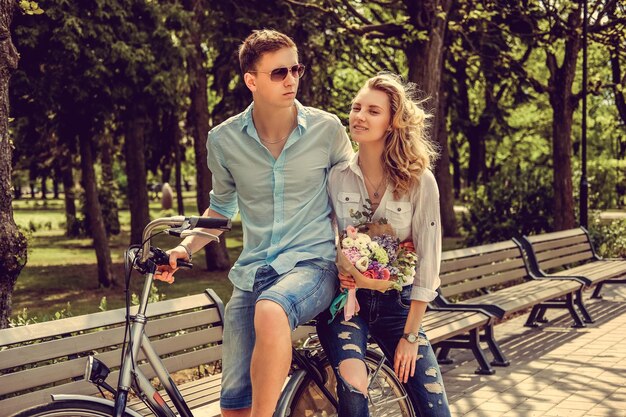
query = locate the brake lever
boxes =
[180,229,221,243]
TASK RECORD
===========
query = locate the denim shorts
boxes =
[220,259,338,410]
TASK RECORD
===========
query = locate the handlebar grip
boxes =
[176,260,193,269]
[190,216,231,231]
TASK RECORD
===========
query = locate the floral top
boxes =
[328,153,442,302]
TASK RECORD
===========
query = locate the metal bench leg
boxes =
[591,282,604,299]
[536,307,548,323]
[484,324,510,367]
[469,328,495,375]
[436,347,454,365]
[575,288,594,323]
[524,305,541,327]
[566,293,585,328]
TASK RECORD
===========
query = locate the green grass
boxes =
[11,194,240,321]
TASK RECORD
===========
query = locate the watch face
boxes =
[405,333,418,343]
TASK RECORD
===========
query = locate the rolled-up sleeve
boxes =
[206,130,238,219]
[410,170,441,302]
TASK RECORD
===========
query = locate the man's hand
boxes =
[155,247,188,284]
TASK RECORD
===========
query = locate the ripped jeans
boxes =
[316,286,451,417]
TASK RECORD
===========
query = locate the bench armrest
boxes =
[428,305,493,320]
[431,299,504,318]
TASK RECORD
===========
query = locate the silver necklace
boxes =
[359,164,386,198]
[259,107,296,145]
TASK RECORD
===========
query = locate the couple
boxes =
[157,29,451,417]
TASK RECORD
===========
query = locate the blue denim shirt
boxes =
[207,100,354,291]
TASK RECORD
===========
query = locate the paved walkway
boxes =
[441,284,626,417]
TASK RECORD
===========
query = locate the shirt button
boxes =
[397,207,402,212]
[345,197,349,201]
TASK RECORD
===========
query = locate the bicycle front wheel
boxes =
[11,400,135,417]
[282,349,414,417]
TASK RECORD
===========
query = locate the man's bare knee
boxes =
[338,358,368,396]
[254,300,288,335]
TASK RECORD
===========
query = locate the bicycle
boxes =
[12,215,413,417]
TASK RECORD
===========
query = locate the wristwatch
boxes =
[402,332,419,343]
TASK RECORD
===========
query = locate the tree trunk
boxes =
[174,130,184,216]
[60,149,80,236]
[100,134,120,236]
[434,79,457,236]
[0,0,27,328]
[124,116,151,245]
[40,176,47,200]
[546,9,580,231]
[79,133,114,287]
[185,0,230,270]
[406,0,456,236]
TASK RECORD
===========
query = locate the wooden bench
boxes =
[421,308,493,375]
[0,285,501,413]
[517,227,626,300]
[0,289,225,417]
[433,240,591,372]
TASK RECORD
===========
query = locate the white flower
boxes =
[355,233,371,243]
[355,257,370,272]
[342,237,356,248]
[368,241,380,250]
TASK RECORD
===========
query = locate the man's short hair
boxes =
[238,29,297,74]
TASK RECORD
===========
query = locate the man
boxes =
[157,29,353,417]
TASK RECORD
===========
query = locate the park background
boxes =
[0,0,625,328]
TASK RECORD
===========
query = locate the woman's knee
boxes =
[338,358,368,396]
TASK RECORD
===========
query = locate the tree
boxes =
[0,0,28,328]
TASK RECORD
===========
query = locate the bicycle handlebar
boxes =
[140,215,231,263]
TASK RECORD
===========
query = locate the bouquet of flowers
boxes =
[329,202,418,322]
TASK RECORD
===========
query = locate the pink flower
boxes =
[362,270,377,280]
[379,268,391,281]
[346,225,358,239]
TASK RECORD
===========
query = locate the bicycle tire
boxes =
[281,349,415,417]
[11,400,135,417]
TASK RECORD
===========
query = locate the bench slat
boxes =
[0,345,223,416]
[441,257,526,286]
[427,313,489,344]
[0,327,222,396]
[0,293,216,346]
[528,234,588,253]
[442,268,527,298]
[525,228,585,244]
[0,308,221,369]
[441,240,518,261]
[466,280,580,314]
[553,260,626,281]
[440,248,522,274]
[539,252,594,271]
[534,243,593,263]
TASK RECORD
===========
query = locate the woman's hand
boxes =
[155,247,188,284]
[338,272,356,290]
[394,338,419,383]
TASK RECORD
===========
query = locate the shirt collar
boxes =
[240,99,307,133]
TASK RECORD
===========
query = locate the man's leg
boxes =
[251,260,338,417]
[220,287,257,417]
[250,300,292,417]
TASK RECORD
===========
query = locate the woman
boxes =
[317,73,451,417]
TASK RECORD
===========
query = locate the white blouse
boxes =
[328,153,442,302]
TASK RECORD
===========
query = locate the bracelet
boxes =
[177,243,192,261]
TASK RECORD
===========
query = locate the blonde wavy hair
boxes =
[363,73,438,198]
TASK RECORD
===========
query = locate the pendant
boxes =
[374,191,379,198]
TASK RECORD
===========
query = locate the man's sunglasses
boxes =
[249,64,306,82]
